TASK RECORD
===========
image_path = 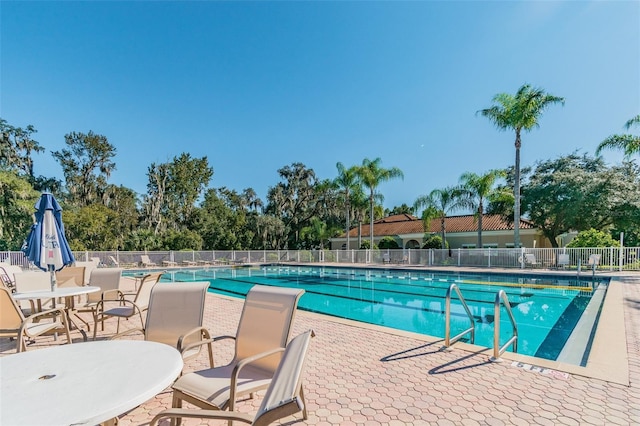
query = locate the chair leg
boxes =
[61,312,72,345]
[171,394,182,426]
[300,386,308,419]
[93,315,99,340]
[137,310,145,333]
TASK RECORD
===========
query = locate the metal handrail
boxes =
[442,284,475,349]
[490,290,518,362]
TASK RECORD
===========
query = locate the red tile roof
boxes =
[343,214,535,238]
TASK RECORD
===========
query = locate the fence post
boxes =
[609,247,613,271]
[619,233,624,272]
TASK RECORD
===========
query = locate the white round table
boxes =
[13,286,101,341]
[0,340,183,425]
[12,285,101,301]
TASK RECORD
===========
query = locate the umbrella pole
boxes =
[49,265,57,293]
[48,265,60,341]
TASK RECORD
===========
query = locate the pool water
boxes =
[138,265,608,364]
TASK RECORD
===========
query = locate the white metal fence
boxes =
[2,247,639,272]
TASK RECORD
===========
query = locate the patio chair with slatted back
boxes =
[151,329,315,426]
[0,263,22,290]
[92,271,163,339]
[113,281,214,365]
[13,271,53,314]
[557,254,570,270]
[78,268,123,332]
[0,286,72,352]
[74,261,97,285]
[523,253,541,268]
[56,266,85,288]
[170,285,306,416]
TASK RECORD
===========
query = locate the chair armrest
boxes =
[229,346,286,407]
[178,326,215,367]
[232,347,285,375]
[26,306,67,323]
[95,294,131,315]
[109,327,144,340]
[150,408,253,426]
[22,307,70,336]
[102,289,124,300]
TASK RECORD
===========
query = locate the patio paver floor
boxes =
[2,272,639,425]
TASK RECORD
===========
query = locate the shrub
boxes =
[360,240,379,250]
[567,228,619,248]
[422,235,448,249]
[378,237,399,249]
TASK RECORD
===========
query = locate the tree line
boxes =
[1,84,638,251]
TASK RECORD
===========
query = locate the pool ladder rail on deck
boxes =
[442,283,475,349]
[442,285,518,363]
[490,290,518,362]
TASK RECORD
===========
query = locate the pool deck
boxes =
[2,266,639,425]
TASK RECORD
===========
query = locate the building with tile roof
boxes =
[330,213,550,250]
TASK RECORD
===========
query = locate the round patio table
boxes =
[13,286,101,341]
[0,340,183,425]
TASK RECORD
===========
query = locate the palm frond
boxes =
[596,134,640,157]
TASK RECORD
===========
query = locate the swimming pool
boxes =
[137,265,609,365]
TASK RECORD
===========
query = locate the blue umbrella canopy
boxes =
[22,193,75,273]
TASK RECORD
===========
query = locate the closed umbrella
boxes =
[21,193,75,292]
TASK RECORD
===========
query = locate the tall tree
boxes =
[520,153,640,247]
[52,131,116,206]
[357,158,404,249]
[240,188,263,212]
[458,169,509,248]
[413,187,462,249]
[349,186,369,248]
[144,162,169,234]
[596,115,640,158]
[102,184,140,249]
[478,84,564,248]
[143,153,213,234]
[0,171,39,250]
[386,204,414,216]
[334,162,360,250]
[265,163,331,249]
[300,217,338,250]
[165,153,213,229]
[64,203,119,250]
[0,118,44,181]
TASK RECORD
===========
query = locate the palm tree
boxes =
[458,170,510,248]
[357,158,404,250]
[350,187,369,248]
[596,115,640,158]
[334,162,360,250]
[478,84,564,248]
[241,188,263,212]
[413,187,462,249]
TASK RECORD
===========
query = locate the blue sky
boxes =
[1,1,638,210]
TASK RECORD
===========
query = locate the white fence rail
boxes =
[2,247,639,272]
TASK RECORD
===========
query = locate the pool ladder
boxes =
[490,290,518,362]
[442,285,518,362]
[442,284,475,349]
